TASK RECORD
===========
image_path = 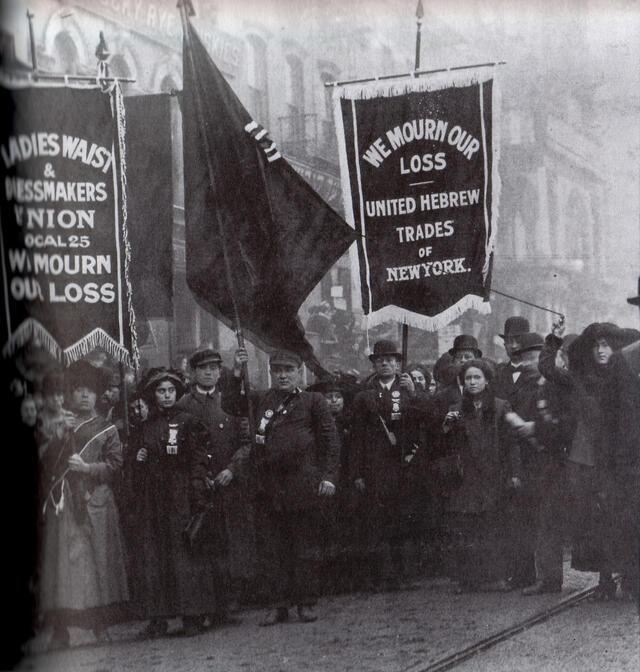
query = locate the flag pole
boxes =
[178,1,255,427]
[401,1,424,370]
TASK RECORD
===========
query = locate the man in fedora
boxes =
[350,340,427,591]
[176,346,248,623]
[222,347,339,625]
[494,316,530,402]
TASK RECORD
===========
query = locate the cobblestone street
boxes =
[18,567,639,672]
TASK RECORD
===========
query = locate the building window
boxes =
[246,35,268,124]
[285,54,305,150]
[52,32,79,74]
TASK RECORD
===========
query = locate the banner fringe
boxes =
[63,328,131,366]
[2,318,62,361]
[334,68,495,102]
[112,83,140,370]
[362,294,491,332]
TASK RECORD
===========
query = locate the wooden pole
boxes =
[26,10,37,72]
[178,1,255,433]
[415,0,424,71]
[401,2,424,371]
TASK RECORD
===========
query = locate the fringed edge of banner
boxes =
[333,67,496,102]
[111,83,140,371]
[483,77,502,284]
[2,318,62,361]
[63,328,131,366]
[363,295,492,333]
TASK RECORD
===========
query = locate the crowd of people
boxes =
[9,300,640,651]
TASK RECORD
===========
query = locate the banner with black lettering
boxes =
[0,84,138,366]
[333,72,500,329]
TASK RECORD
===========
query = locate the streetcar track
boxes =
[403,582,603,672]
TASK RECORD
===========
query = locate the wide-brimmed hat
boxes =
[307,373,360,401]
[499,316,530,339]
[141,367,186,398]
[567,322,626,371]
[369,339,402,362]
[448,335,482,358]
[627,276,640,306]
[269,351,303,368]
[65,360,110,395]
[189,347,222,369]
[512,332,544,354]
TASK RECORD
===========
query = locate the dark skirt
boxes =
[447,511,508,586]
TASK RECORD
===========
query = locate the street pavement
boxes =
[16,566,639,672]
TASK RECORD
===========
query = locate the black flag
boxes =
[181,18,356,375]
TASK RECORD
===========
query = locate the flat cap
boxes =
[269,351,303,368]
[189,347,222,368]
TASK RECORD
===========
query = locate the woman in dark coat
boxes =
[440,359,520,593]
[539,320,631,599]
[127,368,223,637]
[39,361,129,649]
[307,374,360,592]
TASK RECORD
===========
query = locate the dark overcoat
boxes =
[127,407,223,618]
[176,388,256,580]
[221,378,340,511]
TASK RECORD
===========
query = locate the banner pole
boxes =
[178,1,255,432]
[401,1,425,369]
[415,0,424,71]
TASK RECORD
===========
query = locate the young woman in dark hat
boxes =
[127,367,225,638]
[439,358,520,593]
[39,360,129,649]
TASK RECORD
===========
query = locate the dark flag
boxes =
[124,94,174,321]
[181,17,356,375]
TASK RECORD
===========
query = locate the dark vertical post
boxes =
[26,10,37,72]
[415,0,424,70]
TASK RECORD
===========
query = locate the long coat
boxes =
[39,415,129,614]
[176,388,256,581]
[443,395,519,515]
[349,377,429,543]
[127,407,222,619]
[221,379,340,511]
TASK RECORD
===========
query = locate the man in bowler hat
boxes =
[222,347,339,625]
[494,316,531,402]
[350,340,428,591]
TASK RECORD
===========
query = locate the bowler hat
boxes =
[448,335,482,358]
[512,332,544,354]
[627,276,640,306]
[369,339,402,362]
[269,351,303,368]
[189,347,222,369]
[65,360,109,395]
[499,316,530,339]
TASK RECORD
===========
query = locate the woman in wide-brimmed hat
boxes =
[539,320,632,599]
[39,360,129,649]
[126,368,227,638]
